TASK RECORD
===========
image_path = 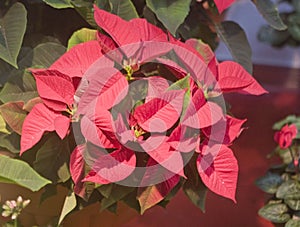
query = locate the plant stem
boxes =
[289,147,299,175]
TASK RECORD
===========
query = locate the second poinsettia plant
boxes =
[14,3,266,217]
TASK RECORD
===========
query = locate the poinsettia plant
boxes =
[19,3,268,218]
[256,116,300,226]
[0,0,286,226]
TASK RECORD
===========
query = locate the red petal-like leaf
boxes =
[50,41,103,78]
[94,6,167,46]
[168,124,198,153]
[145,76,169,102]
[77,68,128,114]
[197,144,238,202]
[20,103,65,154]
[171,43,216,86]
[83,147,136,184]
[185,38,218,78]
[203,116,246,145]
[114,114,135,144]
[217,61,268,95]
[80,108,117,148]
[213,0,235,13]
[157,57,187,79]
[54,115,70,139]
[134,89,185,132]
[31,69,75,111]
[141,135,185,177]
[182,90,224,129]
[138,158,180,214]
[70,144,86,198]
[97,32,117,53]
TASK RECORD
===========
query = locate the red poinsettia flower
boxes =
[67,6,267,204]
[274,124,298,149]
[20,41,104,154]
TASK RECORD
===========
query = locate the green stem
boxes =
[14,219,17,227]
[289,147,299,175]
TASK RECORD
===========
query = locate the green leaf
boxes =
[0,102,27,135]
[0,133,20,154]
[109,0,139,20]
[167,75,191,121]
[122,190,140,212]
[257,25,290,46]
[97,184,113,198]
[285,198,300,211]
[73,0,97,27]
[0,154,51,191]
[33,134,70,183]
[273,115,300,130]
[100,184,134,211]
[255,172,283,194]
[67,28,97,50]
[146,0,191,35]
[183,156,207,212]
[277,180,300,199]
[215,21,253,74]
[285,219,300,227]
[32,42,66,68]
[58,192,77,225]
[0,114,10,134]
[0,2,27,68]
[259,203,291,223]
[292,0,300,13]
[0,70,38,104]
[252,0,287,30]
[42,0,74,9]
[288,14,300,42]
[168,75,190,90]
[95,0,112,11]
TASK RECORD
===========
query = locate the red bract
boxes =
[70,144,86,198]
[94,6,168,47]
[197,143,238,202]
[213,0,236,13]
[274,124,298,149]
[133,89,185,132]
[83,147,136,184]
[20,103,70,154]
[21,41,104,154]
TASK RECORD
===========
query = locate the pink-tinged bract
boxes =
[80,108,117,149]
[197,144,238,202]
[31,69,75,111]
[140,135,185,177]
[94,6,168,46]
[83,147,136,184]
[213,0,236,13]
[202,115,247,145]
[217,61,268,95]
[70,144,86,198]
[20,103,70,154]
[134,89,185,132]
[182,89,224,129]
[77,68,128,115]
[50,41,103,79]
